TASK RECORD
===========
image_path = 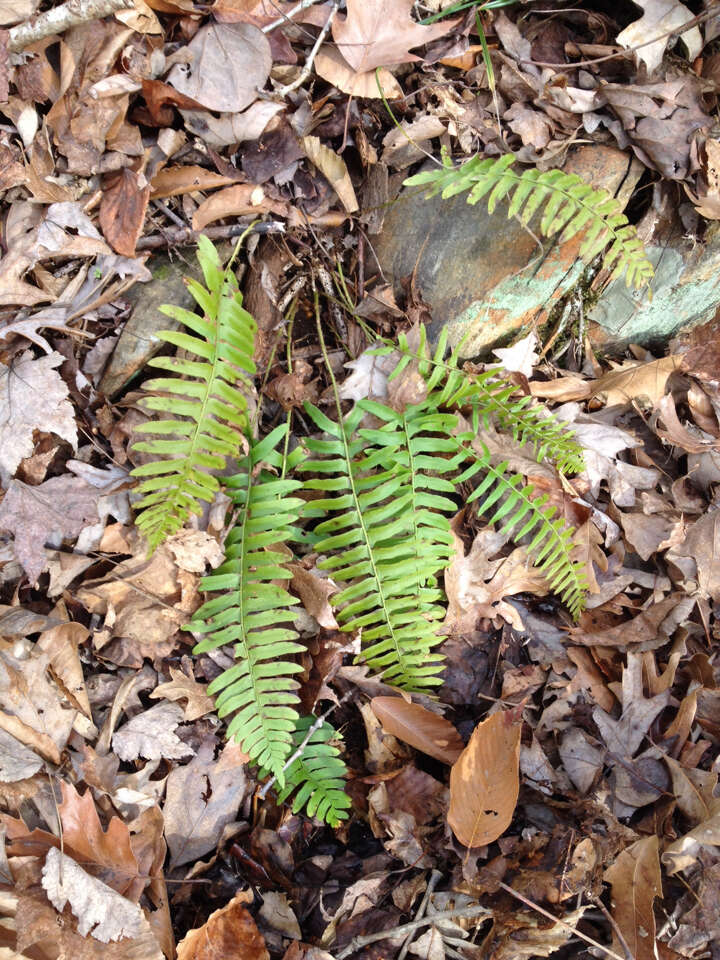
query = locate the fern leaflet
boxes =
[131,235,256,551]
[189,425,305,783]
[302,399,458,690]
[269,717,352,827]
[405,152,653,289]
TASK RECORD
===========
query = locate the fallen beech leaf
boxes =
[191,183,287,231]
[302,136,358,213]
[616,0,702,74]
[99,168,151,258]
[42,848,146,944]
[314,45,403,99]
[0,350,76,484]
[177,890,269,960]
[371,697,464,764]
[448,709,522,848]
[167,22,271,113]
[604,836,662,960]
[150,164,237,199]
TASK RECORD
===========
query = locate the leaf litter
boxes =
[1,0,720,958]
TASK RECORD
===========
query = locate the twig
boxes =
[136,220,286,250]
[257,690,352,800]
[261,0,327,34]
[397,870,442,960]
[334,904,490,959]
[275,0,339,97]
[8,0,133,53]
[498,882,629,960]
[590,896,636,960]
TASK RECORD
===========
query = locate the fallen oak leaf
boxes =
[149,666,215,721]
[370,696,464,764]
[588,355,682,406]
[177,889,269,960]
[568,595,685,648]
[616,0,702,74]
[448,708,522,848]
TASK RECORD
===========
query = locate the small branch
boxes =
[334,904,490,959]
[9,0,134,53]
[135,220,286,250]
[261,0,327,34]
[274,0,339,97]
[397,870,442,960]
[498,882,629,960]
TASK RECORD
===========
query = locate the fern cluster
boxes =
[130,218,612,823]
[405,151,654,289]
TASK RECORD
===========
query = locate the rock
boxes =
[374,144,643,357]
[588,222,720,353]
[99,253,197,398]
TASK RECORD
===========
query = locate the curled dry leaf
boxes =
[177,890,269,960]
[447,709,522,848]
[302,136,358,213]
[370,697,464,764]
[150,164,237,199]
[191,183,287,231]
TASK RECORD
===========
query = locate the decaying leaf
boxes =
[604,836,662,960]
[371,697,464,764]
[177,890,269,960]
[41,847,147,944]
[448,709,522,848]
[149,667,215,721]
[616,0,702,74]
[112,702,194,762]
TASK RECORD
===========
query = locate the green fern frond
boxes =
[404,152,653,289]
[378,325,585,475]
[189,424,305,783]
[271,717,352,827]
[302,398,459,691]
[131,235,256,551]
[457,440,587,618]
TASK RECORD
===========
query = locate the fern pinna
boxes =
[189,425,305,782]
[405,151,653,289]
[131,235,256,551]
[302,397,462,691]
[264,717,352,827]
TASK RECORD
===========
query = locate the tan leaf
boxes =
[616,0,702,73]
[150,164,237,199]
[654,393,719,453]
[150,667,215,722]
[37,622,92,719]
[589,355,682,406]
[332,0,458,74]
[302,136,358,213]
[604,836,662,960]
[191,183,287,231]
[99,168,151,258]
[287,562,338,629]
[177,890,269,960]
[314,46,403,99]
[447,709,522,848]
[370,696,464,764]
[112,702,194,763]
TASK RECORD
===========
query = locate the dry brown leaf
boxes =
[177,890,269,960]
[149,667,215,721]
[99,168,151,257]
[667,511,720,600]
[589,355,681,406]
[287,562,338,629]
[447,709,522,848]
[370,697,464,764]
[569,596,680,648]
[191,183,287,231]
[37,622,91,719]
[332,0,458,74]
[0,350,77,484]
[314,45,403,99]
[150,164,237,199]
[616,0,702,73]
[654,393,719,453]
[302,136,358,213]
[604,836,662,960]
[167,22,271,112]
[112,702,194,762]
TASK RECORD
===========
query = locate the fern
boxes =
[385,325,585,475]
[456,439,588,618]
[405,151,654,289]
[131,235,256,551]
[189,425,305,783]
[302,398,461,691]
[269,717,352,827]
